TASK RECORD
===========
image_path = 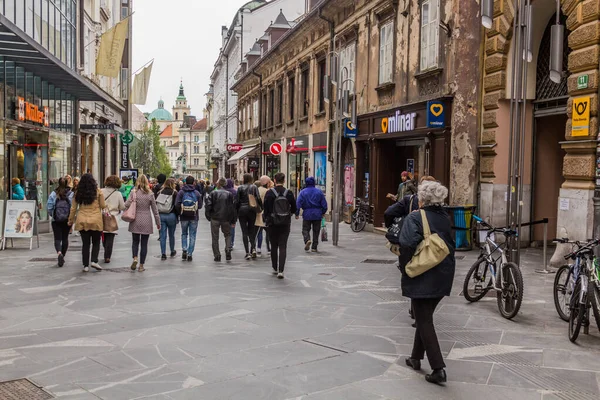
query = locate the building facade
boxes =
[0,0,122,232]
[478,0,600,243]
[209,0,306,179]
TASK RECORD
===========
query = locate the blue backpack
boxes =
[53,193,71,222]
[180,191,198,218]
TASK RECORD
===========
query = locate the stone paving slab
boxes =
[0,220,598,399]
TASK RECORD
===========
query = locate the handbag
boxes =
[321,217,328,242]
[386,196,414,244]
[102,210,119,232]
[248,186,262,213]
[121,190,137,223]
[405,209,450,278]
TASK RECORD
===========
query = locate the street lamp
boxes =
[481,0,494,29]
[549,1,564,83]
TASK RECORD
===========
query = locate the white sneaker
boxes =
[90,262,103,271]
[277,272,284,279]
[82,266,89,272]
[304,240,312,252]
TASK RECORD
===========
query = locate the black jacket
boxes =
[263,185,297,227]
[384,194,418,228]
[236,184,263,216]
[398,206,455,299]
[205,188,236,224]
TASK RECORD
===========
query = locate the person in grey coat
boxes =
[125,175,160,272]
[399,181,455,385]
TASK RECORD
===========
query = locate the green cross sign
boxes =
[121,130,134,144]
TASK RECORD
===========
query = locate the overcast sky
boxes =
[132,0,247,117]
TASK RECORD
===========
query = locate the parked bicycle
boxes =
[350,197,372,232]
[557,238,600,342]
[462,215,524,320]
[552,238,584,322]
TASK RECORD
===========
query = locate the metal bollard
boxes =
[535,219,555,274]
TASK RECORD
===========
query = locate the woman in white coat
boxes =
[101,175,125,263]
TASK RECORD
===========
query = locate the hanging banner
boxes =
[572,96,590,137]
[96,19,129,78]
[314,151,327,192]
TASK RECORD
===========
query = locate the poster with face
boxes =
[314,151,327,192]
[344,165,355,206]
[4,200,36,238]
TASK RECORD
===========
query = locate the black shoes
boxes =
[405,358,421,371]
[57,253,64,267]
[225,251,232,261]
[214,255,221,262]
[161,254,167,261]
[304,240,312,251]
[187,255,193,262]
[182,251,188,261]
[170,250,177,257]
[425,369,447,384]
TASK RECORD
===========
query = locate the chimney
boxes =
[221,25,228,46]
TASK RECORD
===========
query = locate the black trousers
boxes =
[411,297,445,370]
[51,221,70,255]
[132,233,150,264]
[268,225,290,272]
[238,213,257,254]
[210,219,232,257]
[302,220,321,249]
[80,230,102,267]
[103,232,116,260]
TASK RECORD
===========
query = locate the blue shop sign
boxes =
[343,119,357,138]
[426,100,445,128]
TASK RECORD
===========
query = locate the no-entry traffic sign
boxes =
[270,142,282,156]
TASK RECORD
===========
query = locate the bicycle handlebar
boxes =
[473,215,517,237]
[564,239,600,260]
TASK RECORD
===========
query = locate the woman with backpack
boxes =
[124,174,160,272]
[67,174,106,272]
[47,177,73,267]
[236,173,263,260]
[101,175,126,264]
[155,178,178,260]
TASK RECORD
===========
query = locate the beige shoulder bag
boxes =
[405,210,450,278]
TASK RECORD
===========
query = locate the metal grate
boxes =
[535,13,569,101]
[362,259,397,264]
[28,258,57,262]
[455,255,466,260]
[0,379,53,400]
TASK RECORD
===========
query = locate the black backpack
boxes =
[270,188,291,226]
[53,194,71,222]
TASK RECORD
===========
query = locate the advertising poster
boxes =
[344,165,355,206]
[4,200,36,238]
[314,151,327,192]
[119,169,139,181]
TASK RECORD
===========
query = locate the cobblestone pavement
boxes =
[0,220,598,399]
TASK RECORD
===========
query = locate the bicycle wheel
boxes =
[568,277,585,343]
[553,265,573,322]
[496,262,523,320]
[589,281,600,333]
[350,212,366,232]
[463,257,493,302]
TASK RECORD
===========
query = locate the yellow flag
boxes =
[95,19,129,78]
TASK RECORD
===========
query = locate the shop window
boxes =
[288,75,295,121]
[318,59,326,113]
[420,0,440,71]
[379,21,394,84]
[277,82,283,124]
[301,67,309,117]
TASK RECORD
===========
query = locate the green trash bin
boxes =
[445,205,476,251]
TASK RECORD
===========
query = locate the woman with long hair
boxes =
[68,174,106,272]
[124,174,160,272]
[156,178,178,260]
[236,173,262,260]
[101,175,126,263]
[47,177,74,267]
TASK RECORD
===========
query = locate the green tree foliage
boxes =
[131,119,172,177]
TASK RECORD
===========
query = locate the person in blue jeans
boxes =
[175,176,202,262]
[296,176,328,252]
[156,178,179,260]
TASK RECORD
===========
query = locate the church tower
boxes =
[172,80,191,123]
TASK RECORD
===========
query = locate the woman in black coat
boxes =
[398,180,455,384]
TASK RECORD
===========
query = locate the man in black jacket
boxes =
[205,178,236,262]
[264,172,296,279]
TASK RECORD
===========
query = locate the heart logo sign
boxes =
[381,118,389,134]
[430,104,444,117]
[575,101,588,116]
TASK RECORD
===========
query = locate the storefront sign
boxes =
[121,130,134,144]
[426,100,445,128]
[381,110,416,134]
[314,151,327,191]
[572,96,590,137]
[286,137,308,153]
[248,157,259,169]
[227,144,243,152]
[81,124,116,130]
[270,142,283,155]
[120,141,130,169]
[577,75,589,90]
[343,119,357,138]
[17,97,49,127]
[209,163,217,169]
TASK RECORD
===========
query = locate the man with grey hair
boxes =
[205,177,237,262]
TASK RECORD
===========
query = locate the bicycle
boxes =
[350,197,371,232]
[462,215,524,320]
[561,239,600,342]
[552,238,586,322]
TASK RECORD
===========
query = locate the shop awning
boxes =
[228,146,257,165]
[0,15,125,112]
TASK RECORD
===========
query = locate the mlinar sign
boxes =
[381,110,416,134]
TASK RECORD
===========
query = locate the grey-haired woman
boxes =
[398,181,455,384]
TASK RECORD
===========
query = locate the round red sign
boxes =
[270,142,282,156]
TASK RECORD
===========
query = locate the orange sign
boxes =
[17,97,49,127]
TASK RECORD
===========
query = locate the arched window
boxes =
[175,112,179,120]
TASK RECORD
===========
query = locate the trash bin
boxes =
[445,205,476,251]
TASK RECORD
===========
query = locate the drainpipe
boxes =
[593,67,600,255]
[252,71,263,175]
